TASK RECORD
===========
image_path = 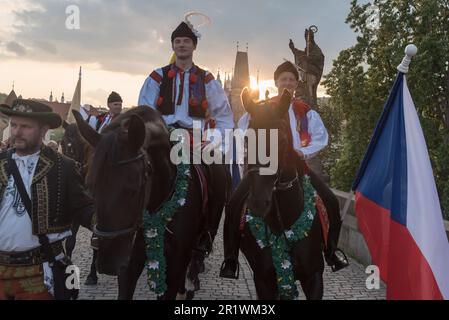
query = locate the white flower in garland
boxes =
[281,285,292,290]
[281,259,292,270]
[149,281,157,289]
[284,230,294,239]
[184,169,191,177]
[146,228,158,238]
[246,215,253,222]
[147,260,160,270]
[256,239,265,249]
[178,198,186,206]
[307,210,314,220]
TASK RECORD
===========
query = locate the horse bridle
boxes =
[245,166,299,192]
[92,151,153,240]
[246,165,300,243]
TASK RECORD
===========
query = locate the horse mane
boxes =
[87,106,169,190]
[101,106,164,133]
[277,116,302,173]
[87,131,118,190]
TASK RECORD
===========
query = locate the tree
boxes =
[323,0,449,218]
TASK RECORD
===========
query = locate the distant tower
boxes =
[251,69,260,101]
[216,69,222,88]
[49,91,53,102]
[230,45,251,123]
[224,72,232,97]
[61,92,65,103]
[4,85,17,107]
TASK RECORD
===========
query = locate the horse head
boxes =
[61,120,94,179]
[73,107,165,276]
[242,88,301,220]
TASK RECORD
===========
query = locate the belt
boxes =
[0,241,64,266]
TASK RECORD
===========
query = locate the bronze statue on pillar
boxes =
[289,26,329,182]
[289,25,324,107]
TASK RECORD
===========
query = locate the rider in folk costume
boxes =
[138,21,233,137]
[138,19,233,257]
[89,91,123,133]
[220,61,349,279]
[239,61,329,160]
[0,100,93,300]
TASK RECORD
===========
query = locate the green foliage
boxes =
[322,0,449,218]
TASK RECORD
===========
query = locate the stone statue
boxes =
[290,26,328,182]
[289,26,324,108]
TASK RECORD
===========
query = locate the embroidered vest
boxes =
[150,64,214,119]
[270,96,312,147]
[95,113,108,132]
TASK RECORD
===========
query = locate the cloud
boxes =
[5,41,27,56]
[84,88,110,107]
[1,0,357,79]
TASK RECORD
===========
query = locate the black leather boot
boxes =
[325,248,349,272]
[219,258,239,279]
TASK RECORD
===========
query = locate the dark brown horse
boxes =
[229,88,341,299]
[73,106,229,299]
[61,121,99,285]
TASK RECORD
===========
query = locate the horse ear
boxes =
[277,89,292,117]
[127,114,146,153]
[72,110,101,147]
[241,87,256,114]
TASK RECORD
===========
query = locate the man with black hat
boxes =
[0,99,93,299]
[89,91,123,133]
[138,20,234,267]
[138,20,233,138]
[219,61,349,279]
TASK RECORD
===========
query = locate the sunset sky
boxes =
[0,0,359,107]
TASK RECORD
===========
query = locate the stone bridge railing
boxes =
[332,189,449,266]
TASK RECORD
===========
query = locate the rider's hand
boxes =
[89,106,100,117]
[296,150,305,159]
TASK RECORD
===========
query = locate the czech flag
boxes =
[352,68,449,299]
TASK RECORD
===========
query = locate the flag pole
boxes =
[397,44,418,74]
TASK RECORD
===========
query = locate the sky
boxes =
[0,0,358,107]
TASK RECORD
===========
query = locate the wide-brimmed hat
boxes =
[0,99,62,129]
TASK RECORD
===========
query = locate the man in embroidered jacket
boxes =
[0,100,93,299]
[138,21,233,143]
[138,21,233,260]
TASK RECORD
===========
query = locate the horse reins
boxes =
[92,150,153,240]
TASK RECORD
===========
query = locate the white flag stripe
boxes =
[403,76,449,299]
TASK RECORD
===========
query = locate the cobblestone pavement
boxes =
[72,220,386,300]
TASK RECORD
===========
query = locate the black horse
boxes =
[226,89,343,299]
[61,121,99,285]
[73,106,229,299]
